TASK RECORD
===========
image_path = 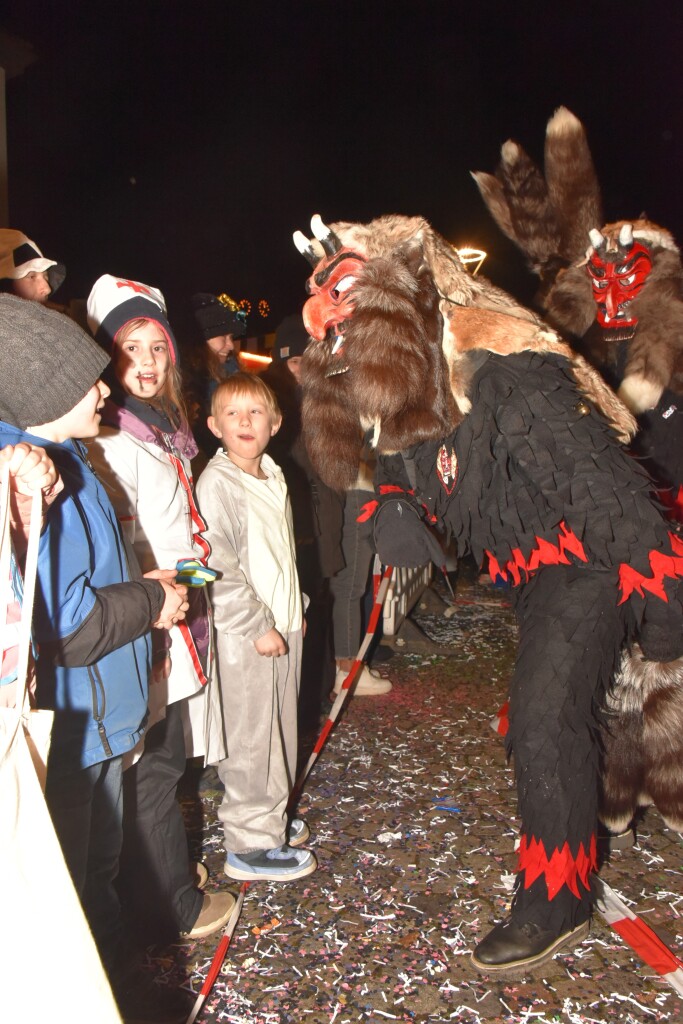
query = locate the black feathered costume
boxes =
[292,213,683,966]
[375,349,683,932]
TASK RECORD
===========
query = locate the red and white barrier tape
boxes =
[184,882,250,1024]
[594,878,683,998]
[490,700,509,737]
[289,564,393,810]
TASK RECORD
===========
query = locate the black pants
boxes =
[117,701,202,942]
[507,566,624,931]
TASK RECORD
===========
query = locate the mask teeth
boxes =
[331,334,344,354]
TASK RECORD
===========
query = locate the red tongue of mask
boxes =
[586,240,652,328]
[303,250,367,341]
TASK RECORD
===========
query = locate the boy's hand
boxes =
[0,442,63,504]
[254,627,287,657]
[147,574,189,629]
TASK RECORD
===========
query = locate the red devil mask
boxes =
[302,249,367,341]
[586,230,652,329]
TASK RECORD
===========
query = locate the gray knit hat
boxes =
[0,294,109,429]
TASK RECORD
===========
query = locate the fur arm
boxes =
[619,251,683,412]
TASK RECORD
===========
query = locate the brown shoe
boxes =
[181,892,236,940]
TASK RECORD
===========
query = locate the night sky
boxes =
[3,1,682,345]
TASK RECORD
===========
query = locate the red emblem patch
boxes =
[436,444,458,495]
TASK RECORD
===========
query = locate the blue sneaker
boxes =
[225,845,317,881]
[288,818,310,847]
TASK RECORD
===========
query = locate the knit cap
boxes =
[87,274,179,362]
[191,293,247,343]
[0,229,66,294]
[0,294,109,429]
[273,314,310,360]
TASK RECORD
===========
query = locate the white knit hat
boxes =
[0,229,65,293]
[87,274,178,363]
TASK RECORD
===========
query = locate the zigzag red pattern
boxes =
[618,531,683,604]
[486,522,588,586]
[518,834,597,900]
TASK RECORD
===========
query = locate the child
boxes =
[86,274,234,942]
[0,295,188,979]
[196,373,316,880]
[0,229,66,303]
[189,291,248,458]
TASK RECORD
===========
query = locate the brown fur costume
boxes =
[301,214,635,492]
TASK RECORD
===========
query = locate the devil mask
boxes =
[586,223,652,330]
[292,214,461,488]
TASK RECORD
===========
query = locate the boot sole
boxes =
[470,920,590,976]
[225,855,318,883]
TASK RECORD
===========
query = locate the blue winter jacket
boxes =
[0,421,155,773]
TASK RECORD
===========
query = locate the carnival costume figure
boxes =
[291,213,683,974]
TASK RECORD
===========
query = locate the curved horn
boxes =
[588,228,605,250]
[310,214,342,257]
[618,223,634,248]
[293,230,321,268]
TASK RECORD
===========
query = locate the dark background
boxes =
[3,1,682,343]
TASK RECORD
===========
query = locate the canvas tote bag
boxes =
[0,461,122,1022]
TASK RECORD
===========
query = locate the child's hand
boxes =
[0,442,63,503]
[254,627,287,657]
[152,580,190,629]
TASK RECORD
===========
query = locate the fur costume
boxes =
[472,106,683,510]
[293,213,683,941]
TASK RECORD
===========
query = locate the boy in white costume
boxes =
[196,373,316,881]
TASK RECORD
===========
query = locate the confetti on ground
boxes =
[137,566,683,1023]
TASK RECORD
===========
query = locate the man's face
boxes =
[13,271,51,303]
[586,241,652,328]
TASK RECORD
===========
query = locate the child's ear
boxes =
[207,415,222,439]
[270,416,282,438]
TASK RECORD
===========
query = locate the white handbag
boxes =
[0,460,122,1022]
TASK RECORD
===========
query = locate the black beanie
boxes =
[273,314,310,360]
[191,293,247,342]
[0,294,109,429]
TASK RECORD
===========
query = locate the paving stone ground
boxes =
[147,569,683,1023]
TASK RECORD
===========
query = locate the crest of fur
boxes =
[301,214,636,482]
[601,645,683,832]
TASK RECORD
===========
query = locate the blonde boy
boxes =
[196,373,316,880]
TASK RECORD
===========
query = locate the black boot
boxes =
[471,915,589,974]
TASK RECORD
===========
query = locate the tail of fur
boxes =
[601,645,683,832]
[472,107,602,290]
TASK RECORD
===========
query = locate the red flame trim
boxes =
[518,834,597,900]
[486,522,588,586]
[618,531,683,604]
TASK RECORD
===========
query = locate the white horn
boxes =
[589,228,605,249]
[293,230,320,268]
[619,223,634,247]
[310,214,342,257]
